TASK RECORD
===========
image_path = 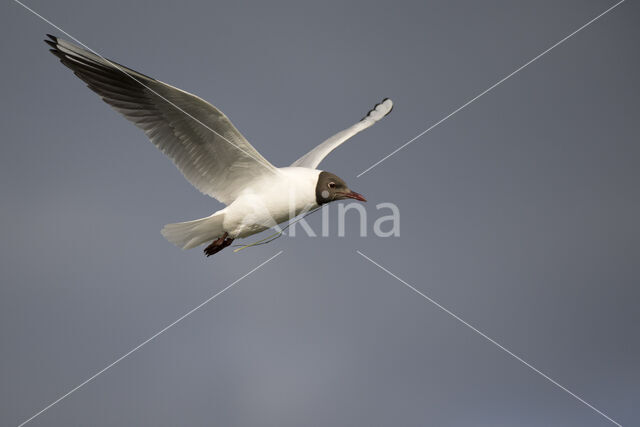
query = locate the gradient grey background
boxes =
[1,0,638,426]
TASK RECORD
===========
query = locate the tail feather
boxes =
[161,212,225,250]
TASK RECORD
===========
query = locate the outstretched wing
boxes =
[291,98,393,169]
[46,35,278,205]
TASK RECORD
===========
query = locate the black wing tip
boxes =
[42,34,158,83]
[44,34,61,56]
[48,47,65,61]
[382,97,394,115]
[48,48,64,59]
[45,34,58,45]
[360,98,394,121]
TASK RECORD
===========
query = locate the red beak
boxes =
[342,191,367,202]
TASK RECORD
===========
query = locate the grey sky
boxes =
[1,0,638,426]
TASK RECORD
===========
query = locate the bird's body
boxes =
[223,167,321,238]
[45,35,392,256]
[165,167,321,250]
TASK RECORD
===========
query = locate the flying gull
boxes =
[45,35,393,256]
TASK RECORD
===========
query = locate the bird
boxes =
[45,34,393,256]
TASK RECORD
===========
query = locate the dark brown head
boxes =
[315,171,366,205]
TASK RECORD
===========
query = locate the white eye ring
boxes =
[328,182,336,189]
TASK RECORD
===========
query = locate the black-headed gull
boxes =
[46,35,393,256]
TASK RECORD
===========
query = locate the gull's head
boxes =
[315,171,366,205]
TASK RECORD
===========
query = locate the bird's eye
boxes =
[328,182,336,189]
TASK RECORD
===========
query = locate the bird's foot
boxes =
[204,232,234,257]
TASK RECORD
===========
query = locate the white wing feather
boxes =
[47,35,278,205]
[291,98,393,169]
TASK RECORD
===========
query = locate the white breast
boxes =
[222,167,321,238]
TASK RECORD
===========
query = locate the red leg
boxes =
[203,232,234,257]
